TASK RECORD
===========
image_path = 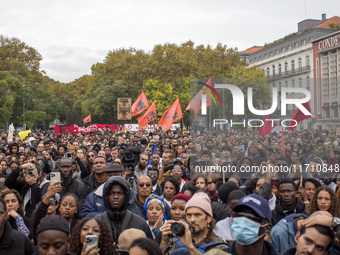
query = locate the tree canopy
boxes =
[0,35,267,130]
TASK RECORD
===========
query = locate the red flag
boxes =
[288,102,311,131]
[281,126,285,157]
[131,90,150,117]
[259,115,275,137]
[137,102,157,128]
[186,77,213,120]
[158,97,183,132]
[83,114,91,124]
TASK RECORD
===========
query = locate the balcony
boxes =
[267,65,311,81]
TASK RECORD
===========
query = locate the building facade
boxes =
[247,14,340,130]
[313,31,340,130]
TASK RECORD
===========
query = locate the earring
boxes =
[207,223,210,228]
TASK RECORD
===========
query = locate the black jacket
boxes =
[223,240,279,255]
[0,221,34,255]
[41,178,86,209]
[4,168,42,218]
[95,176,153,243]
[271,197,306,225]
[82,173,105,195]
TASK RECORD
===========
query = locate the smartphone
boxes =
[85,235,98,252]
[50,172,61,185]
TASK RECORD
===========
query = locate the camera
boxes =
[66,152,72,158]
[170,221,193,237]
[171,222,186,236]
[28,169,35,177]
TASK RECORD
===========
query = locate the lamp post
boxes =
[22,83,26,130]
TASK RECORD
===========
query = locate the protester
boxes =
[36,215,72,255]
[95,176,152,245]
[69,217,114,255]
[0,196,34,255]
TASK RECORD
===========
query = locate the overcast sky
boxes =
[2,0,340,83]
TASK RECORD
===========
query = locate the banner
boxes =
[18,130,31,141]
[55,124,115,134]
[125,124,180,132]
[131,90,150,117]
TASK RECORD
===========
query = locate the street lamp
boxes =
[22,83,26,130]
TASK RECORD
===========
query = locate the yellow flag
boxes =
[18,130,32,141]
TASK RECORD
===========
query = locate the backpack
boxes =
[170,238,228,254]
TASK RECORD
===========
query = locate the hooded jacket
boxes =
[95,176,152,243]
[271,197,307,225]
[270,213,309,254]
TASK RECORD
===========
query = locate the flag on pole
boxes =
[131,90,150,117]
[137,102,157,128]
[281,126,285,157]
[259,115,275,137]
[288,102,311,131]
[83,114,91,124]
[186,77,213,120]
[158,97,183,132]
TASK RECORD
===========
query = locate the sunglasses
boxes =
[148,173,158,177]
[88,154,95,158]
[138,182,151,187]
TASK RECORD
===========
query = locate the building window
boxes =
[264,54,267,58]
[275,49,279,54]
[301,39,306,45]
[306,55,310,66]
[298,58,302,71]
[269,52,273,57]
[288,45,292,50]
[282,47,286,52]
[334,107,339,118]
[292,79,295,88]
[285,80,288,88]
[267,67,270,76]
[285,62,288,73]
[299,78,303,88]
[272,65,276,77]
[294,42,299,47]
[309,37,314,42]
[291,60,295,72]
[279,64,282,76]
[306,76,310,91]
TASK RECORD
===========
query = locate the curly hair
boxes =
[307,186,340,217]
[69,217,114,255]
[1,189,25,217]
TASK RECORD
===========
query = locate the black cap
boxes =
[201,150,212,158]
[105,164,123,173]
[36,215,70,236]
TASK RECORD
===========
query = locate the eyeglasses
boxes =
[138,182,151,187]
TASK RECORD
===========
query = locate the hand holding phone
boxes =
[85,235,98,252]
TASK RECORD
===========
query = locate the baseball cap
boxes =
[232,194,271,221]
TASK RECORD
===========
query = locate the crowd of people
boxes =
[0,127,340,255]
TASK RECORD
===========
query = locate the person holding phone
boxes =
[69,217,114,255]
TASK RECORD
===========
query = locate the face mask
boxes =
[231,217,267,245]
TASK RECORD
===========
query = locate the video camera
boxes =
[119,144,141,186]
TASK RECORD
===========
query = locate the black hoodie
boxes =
[271,197,307,225]
[95,176,153,243]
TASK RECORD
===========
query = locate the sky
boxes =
[1,0,340,83]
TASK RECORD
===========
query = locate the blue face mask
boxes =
[231,217,267,245]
